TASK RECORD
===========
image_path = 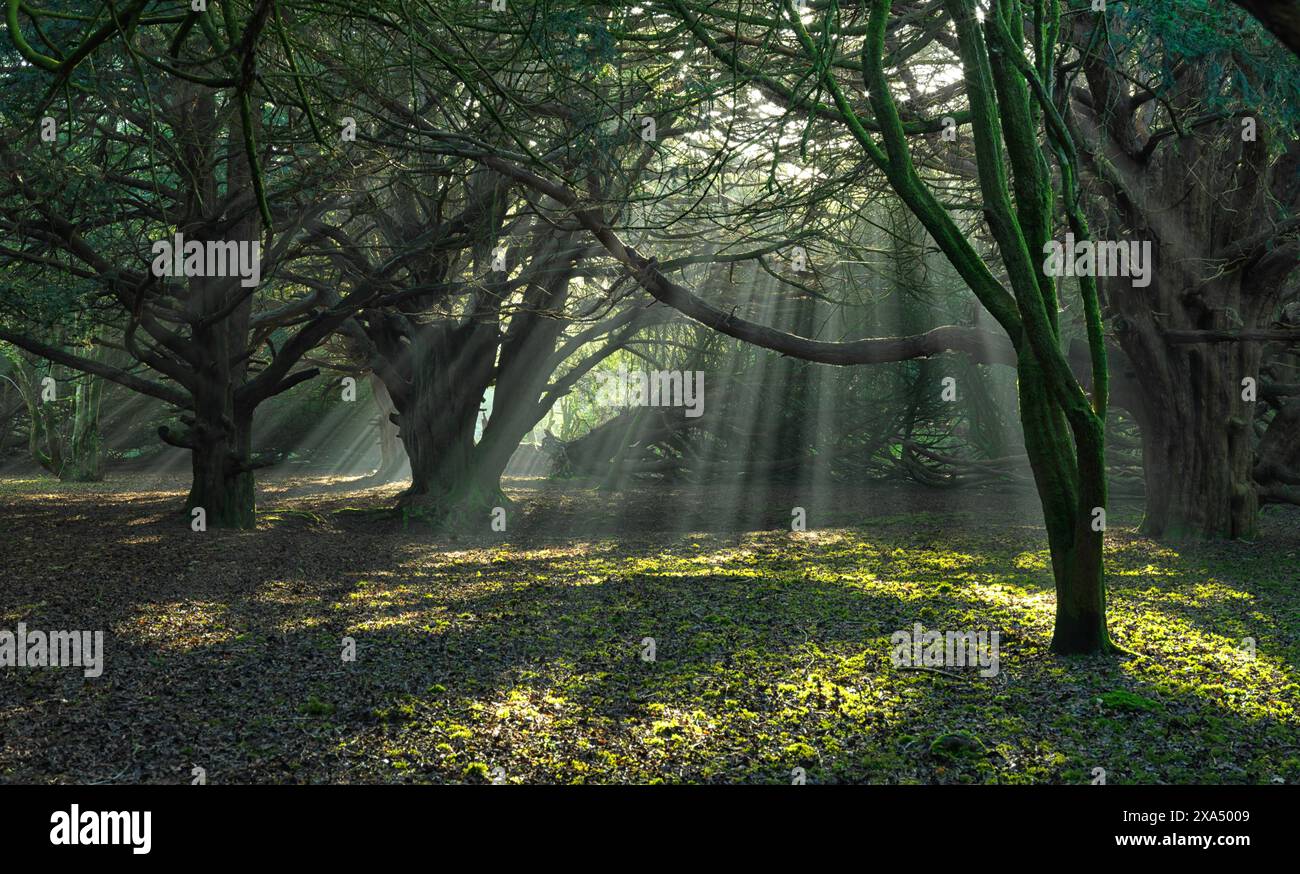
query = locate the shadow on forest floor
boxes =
[1,472,1298,784]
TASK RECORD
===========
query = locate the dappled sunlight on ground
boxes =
[0,473,1297,784]
[121,601,238,653]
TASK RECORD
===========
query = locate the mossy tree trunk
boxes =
[649,0,1121,651]
[60,372,104,482]
[859,0,1116,652]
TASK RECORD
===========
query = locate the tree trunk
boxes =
[1116,292,1262,540]
[468,406,534,502]
[1068,64,1290,541]
[60,373,104,482]
[1135,401,1258,540]
[400,408,475,506]
[1048,531,1111,653]
[399,415,501,522]
[184,406,255,530]
[388,327,496,520]
[368,373,408,482]
[1015,353,1116,654]
[11,358,62,475]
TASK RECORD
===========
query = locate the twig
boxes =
[896,665,966,680]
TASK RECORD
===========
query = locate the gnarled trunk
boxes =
[386,325,498,519]
[1068,49,1294,541]
[184,404,255,530]
[1114,278,1264,540]
[1131,364,1259,540]
[399,404,476,507]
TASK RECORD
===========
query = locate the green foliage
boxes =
[1115,0,1300,135]
[300,696,336,717]
[929,731,986,760]
[526,6,618,73]
[1097,689,1161,713]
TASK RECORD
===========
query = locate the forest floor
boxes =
[1,470,1298,784]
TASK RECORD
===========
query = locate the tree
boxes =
[1064,1,1300,537]
[436,0,1121,651]
[0,0,388,526]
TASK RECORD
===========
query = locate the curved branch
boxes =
[0,329,189,408]
[477,155,1017,367]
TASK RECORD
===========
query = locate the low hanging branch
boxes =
[1162,328,1300,344]
[0,329,190,408]
[476,156,1019,369]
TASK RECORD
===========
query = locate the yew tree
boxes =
[1063,1,1300,538]
[1,0,382,527]
[444,0,1121,651]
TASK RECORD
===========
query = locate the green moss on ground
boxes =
[0,474,1296,784]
